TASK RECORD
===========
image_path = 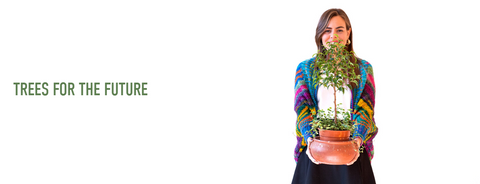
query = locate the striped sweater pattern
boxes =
[294,57,378,162]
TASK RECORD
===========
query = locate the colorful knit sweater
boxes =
[294,57,378,162]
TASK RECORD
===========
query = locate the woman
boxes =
[292,8,378,184]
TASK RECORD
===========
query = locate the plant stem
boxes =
[333,81,337,124]
[331,56,338,125]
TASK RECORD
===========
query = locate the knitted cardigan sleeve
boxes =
[352,61,378,160]
[293,59,316,162]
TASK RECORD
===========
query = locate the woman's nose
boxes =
[330,31,336,36]
[330,33,337,39]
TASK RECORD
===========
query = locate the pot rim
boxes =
[318,129,351,132]
[312,136,355,144]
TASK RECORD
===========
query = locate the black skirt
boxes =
[292,147,376,184]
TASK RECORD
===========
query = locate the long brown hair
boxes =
[315,8,360,89]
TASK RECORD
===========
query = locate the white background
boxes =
[1,1,479,183]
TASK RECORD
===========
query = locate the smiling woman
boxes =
[292,8,377,184]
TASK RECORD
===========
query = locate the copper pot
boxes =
[306,130,360,165]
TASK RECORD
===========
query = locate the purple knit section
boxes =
[294,136,304,162]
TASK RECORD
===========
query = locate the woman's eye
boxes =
[338,30,344,32]
[325,30,331,33]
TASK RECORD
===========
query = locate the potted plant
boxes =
[306,36,362,165]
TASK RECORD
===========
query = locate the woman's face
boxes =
[321,16,351,48]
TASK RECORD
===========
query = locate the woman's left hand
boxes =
[354,137,362,148]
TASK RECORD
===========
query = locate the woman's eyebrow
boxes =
[326,26,345,29]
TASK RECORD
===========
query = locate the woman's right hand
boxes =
[305,137,320,164]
